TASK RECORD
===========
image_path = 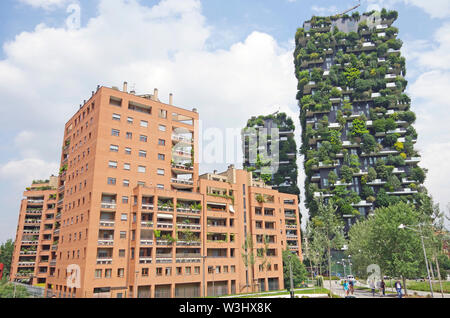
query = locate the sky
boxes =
[0,0,450,243]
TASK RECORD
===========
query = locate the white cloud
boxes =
[18,0,71,10]
[0,0,299,240]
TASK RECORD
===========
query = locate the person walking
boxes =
[380,280,386,297]
[343,280,349,297]
[394,280,402,298]
[370,280,376,297]
[349,279,354,295]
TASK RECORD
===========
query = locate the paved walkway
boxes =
[325,280,450,298]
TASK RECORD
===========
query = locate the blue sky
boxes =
[0,0,449,243]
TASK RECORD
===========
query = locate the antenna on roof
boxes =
[337,0,361,17]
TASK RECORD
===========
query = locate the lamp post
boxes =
[201,256,207,298]
[135,270,139,298]
[341,259,347,278]
[398,223,434,298]
[287,252,295,298]
[348,255,352,276]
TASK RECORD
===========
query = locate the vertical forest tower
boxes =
[294,10,428,231]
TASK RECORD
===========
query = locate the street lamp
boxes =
[348,255,352,276]
[287,252,295,298]
[398,223,434,298]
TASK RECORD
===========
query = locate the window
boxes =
[158,139,166,146]
[110,145,119,152]
[122,196,129,204]
[105,269,112,278]
[112,113,121,121]
[142,268,149,277]
[157,169,165,176]
[121,214,127,221]
[120,231,126,239]
[123,180,130,187]
[95,269,102,278]
[139,150,147,158]
[138,166,146,173]
[158,125,166,132]
[117,268,124,278]
[108,161,118,169]
[159,109,167,119]
[111,129,120,137]
[110,97,122,107]
[125,147,131,155]
[107,178,116,185]
[157,184,164,190]
[176,267,182,275]
[140,135,148,142]
[158,154,165,161]
[127,117,133,124]
[185,267,191,275]
[119,250,125,258]
[137,181,146,187]
[123,163,130,171]
[166,267,172,276]
[156,268,162,276]
[140,120,148,128]
[126,132,132,139]
[194,266,200,274]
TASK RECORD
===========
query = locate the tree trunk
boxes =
[434,254,444,298]
[328,242,332,298]
[402,276,408,296]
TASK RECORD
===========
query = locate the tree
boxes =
[361,133,377,154]
[348,202,431,292]
[241,234,256,292]
[282,249,308,290]
[0,239,14,278]
[312,199,345,290]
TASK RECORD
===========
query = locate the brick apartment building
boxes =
[10,177,58,286]
[11,83,302,298]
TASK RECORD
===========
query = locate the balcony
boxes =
[155,253,173,263]
[171,163,194,174]
[387,188,418,195]
[98,239,114,246]
[156,222,173,229]
[285,224,297,230]
[139,257,153,264]
[405,157,421,164]
[141,203,154,211]
[176,240,201,247]
[177,223,201,231]
[172,135,193,144]
[50,260,57,266]
[141,221,154,228]
[101,202,116,210]
[99,220,115,228]
[18,261,36,266]
[171,178,194,189]
[96,257,113,265]
[140,240,154,246]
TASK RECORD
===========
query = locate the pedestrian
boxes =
[370,280,376,296]
[343,280,349,296]
[380,280,386,297]
[349,279,354,295]
[394,280,402,298]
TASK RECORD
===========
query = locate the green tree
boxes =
[0,239,14,278]
[282,249,308,290]
[312,199,345,288]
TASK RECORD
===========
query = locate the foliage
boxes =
[0,279,30,298]
[282,249,308,289]
[0,240,14,278]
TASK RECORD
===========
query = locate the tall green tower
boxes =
[294,9,428,232]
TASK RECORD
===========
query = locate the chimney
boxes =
[123,81,128,93]
[153,88,159,101]
[169,93,173,105]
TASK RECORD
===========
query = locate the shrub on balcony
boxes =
[361,133,377,153]
[340,165,353,183]
[410,167,426,184]
[350,119,369,137]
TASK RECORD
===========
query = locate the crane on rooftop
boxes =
[337,0,361,17]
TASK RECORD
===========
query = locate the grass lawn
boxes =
[406,281,450,294]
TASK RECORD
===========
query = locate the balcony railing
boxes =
[139,257,152,264]
[176,207,201,214]
[140,221,154,228]
[99,220,115,228]
[140,240,154,246]
[171,163,194,171]
[98,239,114,246]
[101,202,116,210]
[171,178,194,186]
[141,204,154,210]
[96,258,113,265]
[156,223,173,229]
[177,223,201,230]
